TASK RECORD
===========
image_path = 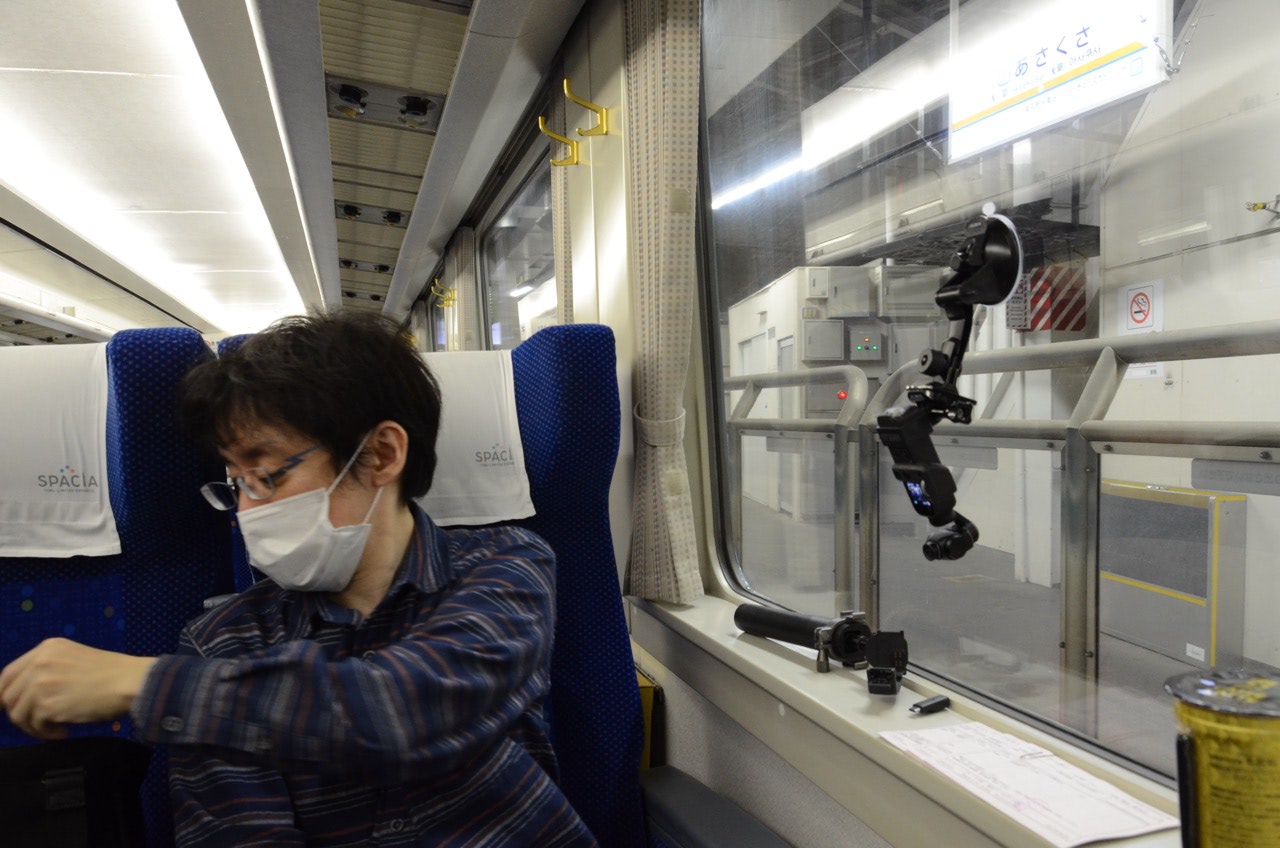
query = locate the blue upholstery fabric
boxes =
[214,334,257,593]
[0,328,234,848]
[509,325,649,848]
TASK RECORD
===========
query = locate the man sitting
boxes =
[0,312,596,846]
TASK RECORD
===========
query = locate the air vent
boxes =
[341,290,385,302]
[326,75,445,135]
[398,97,434,130]
[339,258,395,274]
[393,0,473,12]
[333,200,410,228]
[332,83,368,118]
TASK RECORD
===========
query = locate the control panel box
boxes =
[849,325,885,361]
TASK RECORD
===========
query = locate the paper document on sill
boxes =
[880,723,1178,847]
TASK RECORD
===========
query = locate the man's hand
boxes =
[0,638,157,740]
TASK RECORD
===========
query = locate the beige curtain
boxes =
[441,227,479,351]
[622,0,703,603]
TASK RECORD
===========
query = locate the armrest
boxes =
[641,766,793,848]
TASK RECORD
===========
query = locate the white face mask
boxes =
[237,433,384,592]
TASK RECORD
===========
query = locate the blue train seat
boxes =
[503,324,649,848]
[504,325,790,848]
[0,328,234,848]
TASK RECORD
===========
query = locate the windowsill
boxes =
[629,594,1181,848]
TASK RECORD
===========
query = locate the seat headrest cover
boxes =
[0,343,120,557]
[415,350,534,526]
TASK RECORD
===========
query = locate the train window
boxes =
[479,157,556,350]
[701,0,1280,779]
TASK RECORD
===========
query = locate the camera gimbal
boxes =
[734,603,909,695]
[875,212,1023,561]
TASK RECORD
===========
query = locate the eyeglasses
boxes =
[200,445,320,511]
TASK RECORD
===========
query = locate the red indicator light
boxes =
[837,390,848,400]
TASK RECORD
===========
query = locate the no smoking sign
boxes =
[1129,291,1151,326]
[1121,282,1162,334]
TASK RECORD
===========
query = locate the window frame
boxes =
[691,0,1256,789]
[474,139,554,351]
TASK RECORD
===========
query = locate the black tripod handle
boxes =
[734,603,833,649]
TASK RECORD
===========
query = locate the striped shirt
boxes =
[132,506,597,847]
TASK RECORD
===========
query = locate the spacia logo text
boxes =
[37,465,100,492]
[474,444,515,467]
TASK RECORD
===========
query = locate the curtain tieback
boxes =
[634,407,686,447]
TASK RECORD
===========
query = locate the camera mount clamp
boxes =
[875,212,1023,561]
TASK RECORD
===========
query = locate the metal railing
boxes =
[721,318,1280,738]
[723,365,870,611]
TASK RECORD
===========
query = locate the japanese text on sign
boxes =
[949,0,1171,162]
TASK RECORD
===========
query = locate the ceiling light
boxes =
[0,0,304,333]
[898,198,945,218]
[711,157,804,210]
[509,285,534,298]
[711,24,950,210]
[1137,221,1210,245]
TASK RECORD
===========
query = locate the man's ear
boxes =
[367,420,409,488]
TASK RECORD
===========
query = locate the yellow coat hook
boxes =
[431,280,456,306]
[538,116,579,166]
[563,78,608,137]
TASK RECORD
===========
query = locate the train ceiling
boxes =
[0,0,583,342]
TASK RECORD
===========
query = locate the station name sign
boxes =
[949,0,1172,162]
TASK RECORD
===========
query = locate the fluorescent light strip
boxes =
[0,68,174,78]
[1137,221,1210,245]
[710,70,948,210]
[0,1,303,334]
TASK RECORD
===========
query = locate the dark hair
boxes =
[177,311,442,502]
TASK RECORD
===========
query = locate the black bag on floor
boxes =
[0,737,151,848]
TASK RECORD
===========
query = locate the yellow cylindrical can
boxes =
[1166,670,1280,847]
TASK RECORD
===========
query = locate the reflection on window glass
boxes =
[481,159,557,350]
[703,0,1280,779]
